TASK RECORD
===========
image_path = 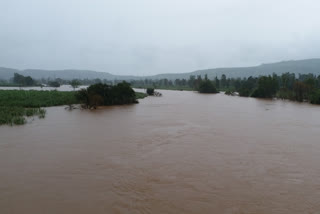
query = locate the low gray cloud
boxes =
[1,0,320,75]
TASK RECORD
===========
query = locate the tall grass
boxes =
[0,106,46,125]
[0,90,78,107]
[135,92,148,99]
[0,90,77,126]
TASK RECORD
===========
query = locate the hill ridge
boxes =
[1,58,320,80]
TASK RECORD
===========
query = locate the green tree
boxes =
[13,73,35,86]
[76,82,138,108]
[70,79,81,90]
[251,76,278,98]
[198,80,218,93]
[146,88,154,95]
[220,74,227,89]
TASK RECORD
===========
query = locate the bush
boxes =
[238,88,251,97]
[310,90,320,104]
[146,88,154,95]
[198,80,218,93]
[76,82,138,108]
[251,76,278,98]
[0,106,46,126]
[48,81,61,88]
[225,90,235,96]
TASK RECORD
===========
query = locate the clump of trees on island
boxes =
[146,88,162,96]
[76,82,139,109]
[146,88,155,95]
[13,73,35,86]
[198,75,218,93]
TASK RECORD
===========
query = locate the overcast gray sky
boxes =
[1,0,320,75]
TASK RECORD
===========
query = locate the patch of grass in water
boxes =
[38,108,46,118]
[0,106,47,126]
[135,92,148,99]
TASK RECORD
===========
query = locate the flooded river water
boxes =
[1,90,320,214]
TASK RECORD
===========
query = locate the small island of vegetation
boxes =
[76,82,145,109]
[197,75,218,94]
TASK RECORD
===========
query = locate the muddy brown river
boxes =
[1,90,320,214]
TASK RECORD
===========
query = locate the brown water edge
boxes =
[1,90,320,214]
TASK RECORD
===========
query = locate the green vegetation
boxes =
[76,82,143,109]
[225,89,235,96]
[70,79,81,90]
[0,88,146,125]
[13,73,36,86]
[129,71,320,104]
[198,75,218,93]
[0,81,147,125]
[251,76,278,98]
[146,88,155,95]
[0,106,46,125]
[0,90,76,126]
[135,92,148,99]
[213,72,320,104]
[0,90,78,107]
[48,81,61,88]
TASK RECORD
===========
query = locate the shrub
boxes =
[198,80,218,93]
[146,88,155,95]
[76,82,138,108]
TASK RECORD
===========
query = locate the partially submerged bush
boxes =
[48,81,61,88]
[76,82,138,109]
[310,89,320,104]
[146,88,155,95]
[0,106,46,126]
[225,90,235,96]
[198,80,218,93]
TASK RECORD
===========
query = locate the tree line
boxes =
[3,72,320,104]
[129,73,320,104]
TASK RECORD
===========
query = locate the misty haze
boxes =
[1,1,320,214]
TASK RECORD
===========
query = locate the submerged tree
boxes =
[13,73,35,86]
[251,75,278,98]
[146,88,155,95]
[198,80,218,93]
[76,82,138,109]
[70,79,81,90]
[48,81,61,88]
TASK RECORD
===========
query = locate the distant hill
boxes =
[189,58,320,79]
[146,58,320,80]
[0,67,20,80]
[1,58,320,81]
[0,68,140,81]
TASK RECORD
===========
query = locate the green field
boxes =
[0,90,77,125]
[0,90,147,125]
[0,90,78,107]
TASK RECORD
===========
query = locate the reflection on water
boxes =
[1,90,320,214]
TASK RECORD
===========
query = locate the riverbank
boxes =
[0,89,147,125]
